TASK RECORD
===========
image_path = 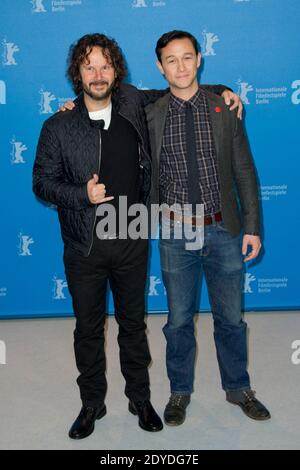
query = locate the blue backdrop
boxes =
[0,0,299,318]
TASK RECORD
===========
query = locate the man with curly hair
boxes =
[33,33,239,439]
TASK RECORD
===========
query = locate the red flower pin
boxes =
[215,106,221,113]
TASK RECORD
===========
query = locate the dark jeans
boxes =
[159,217,250,394]
[63,237,151,407]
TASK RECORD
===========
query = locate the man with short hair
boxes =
[33,33,239,439]
[145,30,270,426]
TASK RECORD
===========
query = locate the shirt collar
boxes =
[170,87,205,112]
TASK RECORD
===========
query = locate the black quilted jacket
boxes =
[33,83,226,256]
[33,84,166,256]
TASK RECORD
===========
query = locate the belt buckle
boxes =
[211,213,217,224]
[211,212,221,224]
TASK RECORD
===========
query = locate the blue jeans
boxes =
[159,217,250,394]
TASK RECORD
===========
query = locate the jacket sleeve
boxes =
[32,121,92,211]
[138,84,232,106]
[200,84,233,95]
[138,88,169,106]
[231,115,261,235]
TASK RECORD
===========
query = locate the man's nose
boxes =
[94,68,104,80]
[177,60,185,72]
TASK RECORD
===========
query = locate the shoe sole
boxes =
[163,417,185,426]
[69,406,107,440]
[128,403,163,432]
[227,399,271,421]
[164,416,186,426]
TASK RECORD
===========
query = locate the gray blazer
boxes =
[145,89,260,236]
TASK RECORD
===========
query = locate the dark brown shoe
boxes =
[226,390,271,421]
[164,393,191,426]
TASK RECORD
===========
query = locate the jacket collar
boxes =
[74,93,91,127]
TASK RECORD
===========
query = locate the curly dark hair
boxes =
[67,33,127,95]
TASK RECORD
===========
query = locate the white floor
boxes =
[0,312,299,450]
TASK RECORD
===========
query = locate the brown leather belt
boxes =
[168,210,222,227]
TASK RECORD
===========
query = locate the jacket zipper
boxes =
[87,129,102,256]
[118,111,151,205]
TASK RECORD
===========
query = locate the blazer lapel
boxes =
[152,93,170,164]
[207,95,224,162]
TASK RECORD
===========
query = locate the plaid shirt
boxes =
[159,88,221,215]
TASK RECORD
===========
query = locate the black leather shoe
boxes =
[226,390,271,421]
[68,404,107,439]
[164,393,191,426]
[128,400,163,432]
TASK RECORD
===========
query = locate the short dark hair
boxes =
[67,33,127,95]
[155,30,199,63]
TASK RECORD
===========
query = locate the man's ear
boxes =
[156,59,165,76]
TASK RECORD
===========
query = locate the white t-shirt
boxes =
[88,102,112,130]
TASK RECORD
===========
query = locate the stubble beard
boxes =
[83,79,116,101]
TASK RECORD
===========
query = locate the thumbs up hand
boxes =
[87,174,114,204]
